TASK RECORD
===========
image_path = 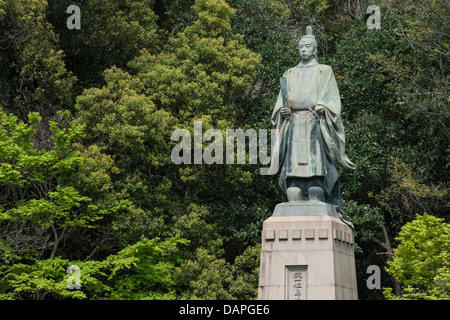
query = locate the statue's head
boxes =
[299,26,317,63]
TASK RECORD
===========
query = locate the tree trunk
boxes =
[370,224,402,297]
[50,224,66,260]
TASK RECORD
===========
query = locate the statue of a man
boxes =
[268,26,356,214]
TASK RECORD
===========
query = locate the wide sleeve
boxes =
[317,66,356,170]
[271,90,283,128]
[316,66,341,117]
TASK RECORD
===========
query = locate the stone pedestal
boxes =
[257,202,358,300]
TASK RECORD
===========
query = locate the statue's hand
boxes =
[280,107,292,117]
[314,105,326,114]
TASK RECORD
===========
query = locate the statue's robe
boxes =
[268,59,355,210]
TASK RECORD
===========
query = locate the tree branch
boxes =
[50,224,66,260]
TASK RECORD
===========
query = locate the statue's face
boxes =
[299,38,316,62]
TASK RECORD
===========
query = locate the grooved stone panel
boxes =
[318,229,328,239]
[265,230,275,241]
[292,229,302,240]
[279,230,288,240]
[305,229,315,239]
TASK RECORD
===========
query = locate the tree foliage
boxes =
[383,214,450,300]
[0,0,76,119]
[0,0,448,300]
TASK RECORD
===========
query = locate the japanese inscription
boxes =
[286,265,308,300]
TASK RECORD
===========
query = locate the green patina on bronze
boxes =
[268,26,355,225]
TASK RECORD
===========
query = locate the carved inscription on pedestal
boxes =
[285,265,308,300]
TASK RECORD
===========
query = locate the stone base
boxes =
[272,201,341,218]
[258,202,358,300]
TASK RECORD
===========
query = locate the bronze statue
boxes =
[268,26,356,218]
